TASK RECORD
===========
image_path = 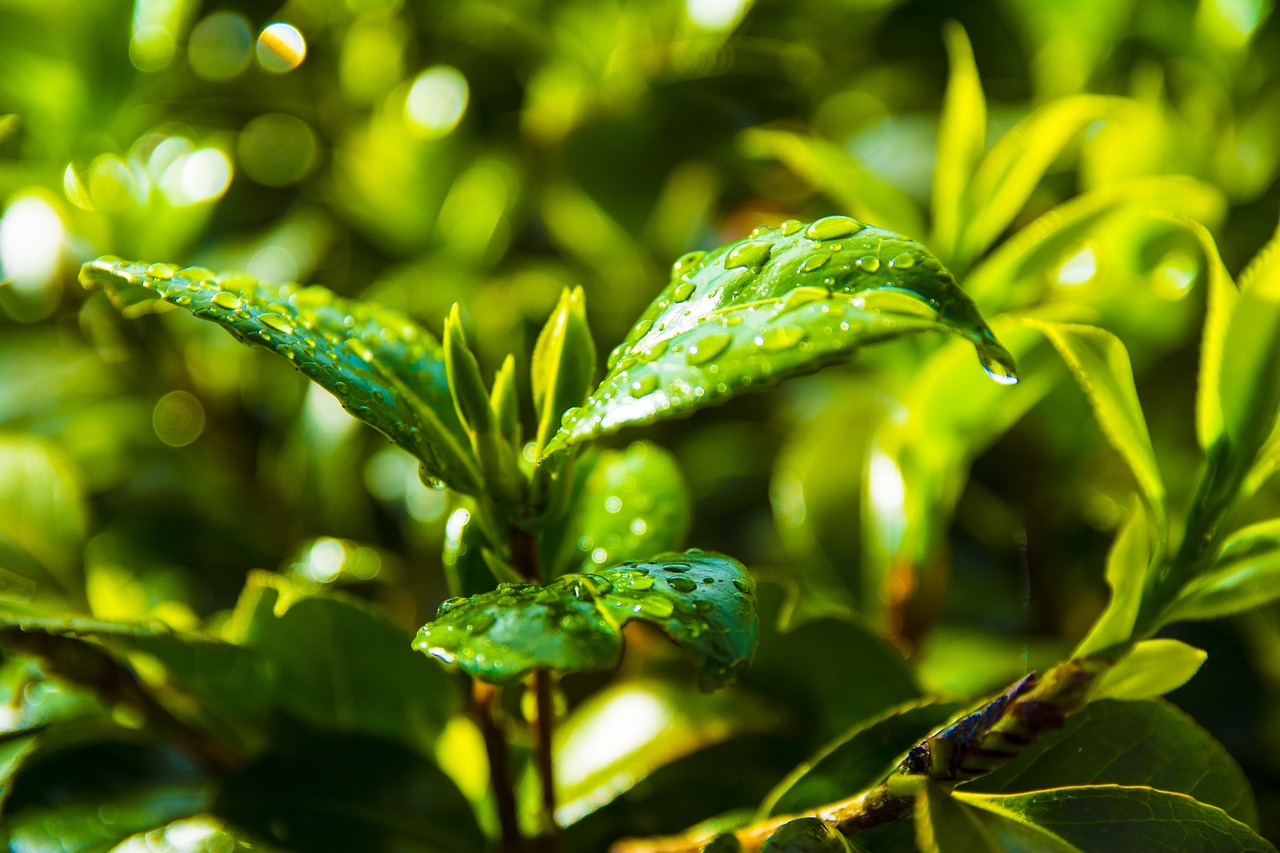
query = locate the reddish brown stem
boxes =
[531,668,560,851]
[474,680,523,853]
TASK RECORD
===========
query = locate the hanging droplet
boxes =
[686,332,732,365]
[979,350,1020,386]
[804,216,864,241]
[799,254,830,273]
[629,375,660,397]
[757,326,806,352]
[725,241,772,271]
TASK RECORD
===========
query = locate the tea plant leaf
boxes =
[1160,518,1280,623]
[760,699,964,818]
[1175,216,1238,452]
[954,786,1276,851]
[79,258,479,494]
[762,817,856,852]
[1090,639,1206,701]
[413,551,756,689]
[544,217,1017,458]
[1022,318,1166,534]
[919,782,1074,852]
[967,699,1258,828]
[932,21,986,262]
[1074,501,1152,657]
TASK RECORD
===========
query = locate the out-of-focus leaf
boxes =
[762,816,855,852]
[0,435,87,597]
[544,441,691,576]
[954,786,1275,851]
[1090,639,1206,700]
[414,551,756,689]
[79,259,478,493]
[931,22,986,262]
[551,677,781,826]
[760,699,964,818]
[108,815,269,853]
[919,781,1070,852]
[1161,519,1280,623]
[214,733,483,853]
[1022,319,1165,533]
[545,217,1017,457]
[966,698,1258,828]
[739,129,926,238]
[1074,501,1152,656]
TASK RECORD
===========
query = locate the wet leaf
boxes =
[762,817,855,852]
[413,551,757,689]
[79,258,478,493]
[1161,518,1280,623]
[1074,501,1152,657]
[544,217,1016,457]
[1090,639,1206,700]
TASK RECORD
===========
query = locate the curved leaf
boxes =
[79,258,478,493]
[1074,501,1152,657]
[1090,639,1206,701]
[762,817,855,852]
[545,217,1017,457]
[920,782,1076,852]
[413,551,757,689]
[1161,518,1280,623]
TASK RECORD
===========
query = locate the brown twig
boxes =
[474,680,524,853]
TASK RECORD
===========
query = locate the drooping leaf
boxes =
[760,699,964,818]
[1074,501,1153,657]
[919,781,1072,852]
[1022,318,1166,534]
[1160,518,1280,624]
[966,698,1258,828]
[544,217,1017,458]
[78,259,479,493]
[413,551,757,690]
[761,817,856,852]
[931,22,987,263]
[0,435,88,598]
[955,786,1275,851]
[1090,639,1206,701]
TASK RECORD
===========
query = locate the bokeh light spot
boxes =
[405,65,469,138]
[152,390,206,447]
[189,12,253,81]
[129,24,175,72]
[0,195,64,290]
[238,114,318,186]
[257,22,306,73]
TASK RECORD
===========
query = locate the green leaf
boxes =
[1074,501,1153,656]
[762,817,856,852]
[443,303,493,435]
[543,441,691,576]
[931,22,986,262]
[413,551,757,689]
[214,733,484,853]
[1090,639,1206,701]
[1022,318,1166,535]
[532,286,597,456]
[545,217,1017,457]
[550,677,781,826]
[919,782,1074,852]
[760,699,964,818]
[78,258,479,494]
[1161,518,1280,623]
[955,786,1276,851]
[966,698,1258,828]
[0,435,88,597]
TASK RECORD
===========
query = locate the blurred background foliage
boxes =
[3,0,1280,849]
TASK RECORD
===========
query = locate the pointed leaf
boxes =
[762,817,855,852]
[1090,639,1206,701]
[532,286,597,455]
[1161,518,1280,623]
[413,551,757,689]
[1074,501,1153,656]
[545,217,1017,457]
[919,782,1074,852]
[932,22,986,261]
[1175,217,1239,452]
[79,258,478,493]
[955,786,1276,852]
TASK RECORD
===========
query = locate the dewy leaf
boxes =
[1090,639,1206,701]
[955,786,1276,852]
[78,259,479,494]
[1160,518,1280,624]
[413,551,757,690]
[1022,319,1166,534]
[544,217,1017,458]
[1074,501,1152,657]
[931,21,987,263]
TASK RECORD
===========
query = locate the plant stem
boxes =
[531,668,560,851]
[474,681,523,853]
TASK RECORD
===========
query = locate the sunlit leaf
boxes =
[931,22,987,262]
[762,817,855,852]
[1074,501,1152,656]
[0,435,87,597]
[919,781,1071,852]
[545,217,1017,457]
[1089,639,1206,700]
[1161,519,1280,623]
[79,259,479,493]
[414,551,756,689]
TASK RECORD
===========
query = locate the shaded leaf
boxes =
[762,817,855,852]
[1091,639,1206,701]
[0,435,87,597]
[414,551,756,689]
[1074,501,1152,656]
[545,217,1016,457]
[1161,519,1280,623]
[918,782,1069,852]
[931,21,987,262]
[79,259,478,493]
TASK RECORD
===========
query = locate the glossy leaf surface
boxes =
[1091,638,1206,701]
[919,782,1074,852]
[1074,502,1152,656]
[543,217,1017,457]
[1161,518,1280,623]
[79,258,476,492]
[413,551,756,688]
[762,817,855,852]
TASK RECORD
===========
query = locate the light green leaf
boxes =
[1091,639,1206,701]
[1022,318,1166,534]
[919,782,1075,852]
[762,817,855,852]
[545,217,1017,458]
[1161,518,1280,623]
[956,786,1276,851]
[760,699,964,818]
[966,698,1258,828]
[0,435,87,597]
[79,258,479,494]
[543,442,691,576]
[532,286,596,456]
[1074,501,1153,656]
[413,551,757,689]
[931,21,987,262]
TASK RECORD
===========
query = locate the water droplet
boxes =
[733,580,751,594]
[725,241,772,271]
[979,351,1020,386]
[468,614,496,634]
[629,375,659,397]
[757,326,806,352]
[799,254,830,273]
[686,332,732,365]
[633,596,674,618]
[628,575,654,591]
[673,281,696,302]
[779,219,803,236]
[634,319,653,337]
[211,291,242,309]
[672,251,706,278]
[723,314,743,326]
[664,563,691,573]
[179,266,215,281]
[781,288,825,313]
[804,215,864,241]
[667,576,697,593]
[438,597,465,615]
[858,255,880,272]
[889,252,916,269]
[260,313,294,334]
[146,262,176,280]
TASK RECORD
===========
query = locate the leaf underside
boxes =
[412,551,757,690]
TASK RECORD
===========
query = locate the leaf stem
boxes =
[531,668,561,851]
[473,680,524,853]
